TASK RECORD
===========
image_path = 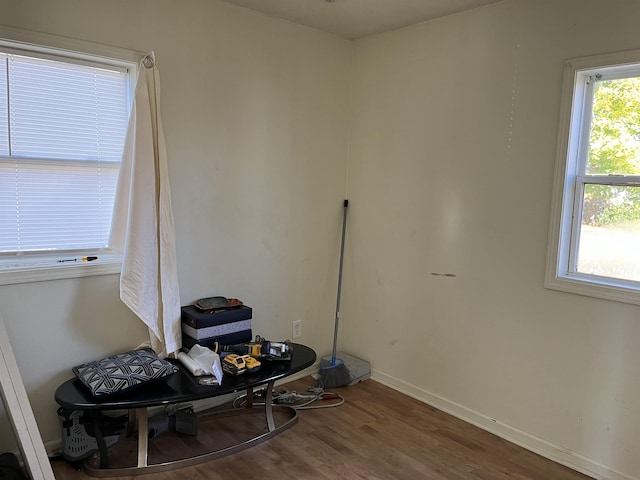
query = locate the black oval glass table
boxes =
[55,343,316,477]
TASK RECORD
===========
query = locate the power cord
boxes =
[232,386,345,410]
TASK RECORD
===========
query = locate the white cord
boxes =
[294,394,345,410]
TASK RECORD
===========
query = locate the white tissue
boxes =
[177,352,204,376]
[186,344,223,385]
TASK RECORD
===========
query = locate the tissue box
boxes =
[181,305,252,350]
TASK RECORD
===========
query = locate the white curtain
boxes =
[110,52,181,357]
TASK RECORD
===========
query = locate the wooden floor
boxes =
[51,377,594,480]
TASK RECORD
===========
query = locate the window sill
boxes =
[0,255,122,286]
[544,272,640,306]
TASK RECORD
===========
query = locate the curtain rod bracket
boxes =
[142,54,154,69]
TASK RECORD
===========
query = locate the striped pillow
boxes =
[73,349,178,397]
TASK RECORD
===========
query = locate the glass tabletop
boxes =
[55,343,316,410]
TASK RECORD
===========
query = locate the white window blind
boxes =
[0,50,130,255]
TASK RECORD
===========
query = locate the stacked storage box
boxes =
[181,305,253,351]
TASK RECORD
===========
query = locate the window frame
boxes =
[0,26,141,285]
[546,48,640,305]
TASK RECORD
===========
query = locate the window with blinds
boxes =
[0,49,131,260]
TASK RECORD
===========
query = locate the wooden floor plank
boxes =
[51,377,594,480]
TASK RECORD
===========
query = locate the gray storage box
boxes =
[321,352,370,385]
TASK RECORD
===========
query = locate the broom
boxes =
[319,199,351,389]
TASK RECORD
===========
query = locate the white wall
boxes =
[3,1,640,479]
[0,0,352,451]
[345,1,640,479]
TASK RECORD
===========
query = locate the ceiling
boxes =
[222,0,504,40]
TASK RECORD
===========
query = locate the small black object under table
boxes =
[55,343,316,477]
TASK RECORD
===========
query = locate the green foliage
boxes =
[596,202,640,225]
[583,184,640,226]
[584,77,640,226]
[588,77,640,175]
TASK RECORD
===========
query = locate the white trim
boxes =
[566,48,640,74]
[0,44,129,73]
[0,24,143,66]
[0,258,121,286]
[0,312,55,480]
[371,369,637,480]
[545,272,640,305]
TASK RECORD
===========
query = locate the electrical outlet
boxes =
[292,320,302,339]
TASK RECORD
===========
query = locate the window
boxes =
[546,49,640,305]
[0,39,135,283]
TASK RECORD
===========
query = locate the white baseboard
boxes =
[372,369,636,480]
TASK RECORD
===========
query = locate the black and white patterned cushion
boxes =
[73,349,179,397]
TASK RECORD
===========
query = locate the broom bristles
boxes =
[319,356,350,388]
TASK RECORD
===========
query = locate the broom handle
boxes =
[332,199,349,363]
